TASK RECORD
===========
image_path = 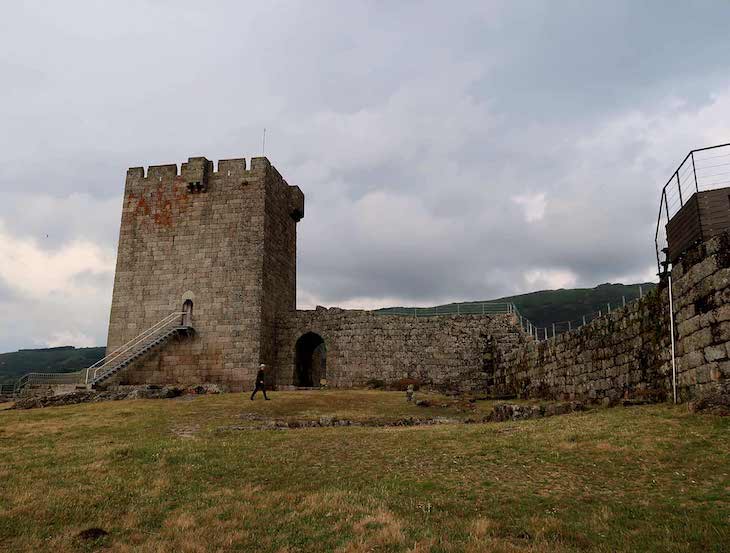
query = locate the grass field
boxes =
[0,390,728,552]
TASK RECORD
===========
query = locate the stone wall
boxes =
[669,233,730,399]
[274,308,525,392]
[489,235,730,403]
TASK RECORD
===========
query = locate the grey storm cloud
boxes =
[0,279,18,304]
[1,0,730,351]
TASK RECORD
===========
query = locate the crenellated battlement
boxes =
[123,154,304,220]
[126,156,273,182]
[147,164,178,181]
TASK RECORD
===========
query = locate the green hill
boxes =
[0,346,105,384]
[489,282,657,328]
[378,282,658,329]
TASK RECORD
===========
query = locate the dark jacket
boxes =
[255,370,266,387]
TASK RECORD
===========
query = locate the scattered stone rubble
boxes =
[223,413,460,431]
[486,401,585,422]
[219,400,588,431]
[10,384,223,410]
[688,388,730,416]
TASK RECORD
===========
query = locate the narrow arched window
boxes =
[182,299,193,327]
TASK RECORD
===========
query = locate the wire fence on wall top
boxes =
[377,287,650,342]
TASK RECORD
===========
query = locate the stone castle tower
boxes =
[106,156,304,390]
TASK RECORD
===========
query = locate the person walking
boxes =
[250,363,270,400]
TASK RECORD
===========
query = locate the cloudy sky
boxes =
[1,1,730,352]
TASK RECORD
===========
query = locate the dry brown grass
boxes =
[0,391,727,552]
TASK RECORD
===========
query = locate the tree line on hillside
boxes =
[0,347,105,384]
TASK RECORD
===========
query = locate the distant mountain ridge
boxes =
[473,282,657,328]
[377,282,658,329]
[0,346,105,384]
[0,282,657,383]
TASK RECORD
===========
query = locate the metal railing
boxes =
[15,370,86,391]
[655,142,730,275]
[377,302,518,317]
[11,312,186,394]
[376,292,655,343]
[84,311,185,384]
[523,288,650,341]
[377,301,543,337]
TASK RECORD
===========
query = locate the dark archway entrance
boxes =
[295,332,326,387]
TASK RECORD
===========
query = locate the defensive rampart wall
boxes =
[275,309,525,392]
[488,235,730,403]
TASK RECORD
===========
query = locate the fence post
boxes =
[622,295,626,307]
[607,302,611,313]
[668,273,678,404]
[414,308,417,318]
[457,304,460,315]
[552,323,555,338]
[582,315,586,326]
[482,303,485,315]
[691,151,699,194]
[568,320,572,331]
[639,285,643,298]
[677,172,683,206]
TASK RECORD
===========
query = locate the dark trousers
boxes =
[250,385,268,400]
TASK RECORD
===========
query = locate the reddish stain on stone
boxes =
[135,196,150,217]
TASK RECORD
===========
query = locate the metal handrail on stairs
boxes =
[85,311,186,384]
[10,312,191,395]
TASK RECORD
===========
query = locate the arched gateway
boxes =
[294,332,326,387]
